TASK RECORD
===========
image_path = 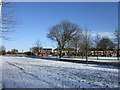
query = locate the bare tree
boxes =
[47,20,81,58]
[80,29,92,63]
[65,32,82,57]
[11,48,18,54]
[30,40,42,57]
[98,37,116,56]
[0,2,18,40]
[94,33,101,60]
[114,29,120,60]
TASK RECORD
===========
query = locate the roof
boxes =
[39,52,50,54]
[90,48,119,51]
[42,48,52,50]
[54,48,76,51]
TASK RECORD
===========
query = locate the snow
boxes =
[1,56,120,88]
[89,57,117,60]
[0,56,2,89]
[62,57,119,62]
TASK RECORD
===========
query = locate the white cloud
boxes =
[91,32,115,39]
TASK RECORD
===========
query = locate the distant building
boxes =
[53,48,77,56]
[38,48,52,56]
[53,48,120,57]
[90,48,120,57]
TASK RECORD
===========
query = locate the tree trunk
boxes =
[117,49,119,60]
[75,49,77,57]
[82,53,84,59]
[97,48,99,60]
[68,50,70,57]
[117,39,119,60]
[86,50,88,64]
[59,50,62,58]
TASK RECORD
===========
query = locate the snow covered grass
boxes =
[62,57,119,62]
[89,56,117,60]
[1,56,119,88]
[0,56,2,89]
[63,56,117,60]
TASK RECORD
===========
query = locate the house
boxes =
[53,47,120,57]
[38,48,52,56]
[53,48,77,56]
[90,48,119,57]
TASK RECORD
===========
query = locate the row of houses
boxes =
[38,48,52,56]
[6,47,119,57]
[37,48,120,57]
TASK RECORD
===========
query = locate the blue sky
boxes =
[3,2,118,52]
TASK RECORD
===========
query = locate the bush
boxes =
[24,51,34,55]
